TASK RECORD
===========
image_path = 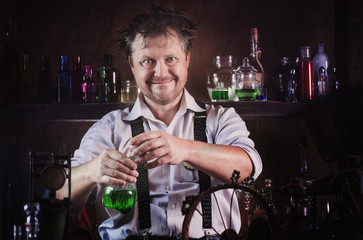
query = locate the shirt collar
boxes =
[123,89,206,122]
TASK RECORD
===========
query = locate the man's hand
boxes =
[129,131,189,169]
[89,148,139,186]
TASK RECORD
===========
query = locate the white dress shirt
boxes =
[71,89,262,240]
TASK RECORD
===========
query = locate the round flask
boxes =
[235,57,259,100]
[103,182,137,214]
[207,56,238,101]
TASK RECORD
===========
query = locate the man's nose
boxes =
[154,61,168,78]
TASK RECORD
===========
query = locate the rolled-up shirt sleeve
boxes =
[206,105,262,180]
[70,113,119,204]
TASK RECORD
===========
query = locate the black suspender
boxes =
[130,116,151,230]
[194,100,212,229]
[129,100,212,230]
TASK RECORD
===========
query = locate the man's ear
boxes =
[128,56,135,74]
[186,51,190,68]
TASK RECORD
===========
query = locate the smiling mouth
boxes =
[150,78,175,84]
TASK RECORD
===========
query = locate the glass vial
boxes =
[300,46,314,101]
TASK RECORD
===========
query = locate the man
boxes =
[57,5,262,240]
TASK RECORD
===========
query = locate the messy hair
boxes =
[118,5,197,58]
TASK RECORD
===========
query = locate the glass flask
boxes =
[103,182,137,214]
[207,55,238,101]
[103,151,137,214]
[235,57,259,101]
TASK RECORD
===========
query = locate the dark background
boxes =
[0,0,362,239]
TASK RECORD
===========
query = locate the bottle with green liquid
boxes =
[103,182,137,214]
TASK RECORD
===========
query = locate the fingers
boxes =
[105,149,138,170]
[96,149,139,185]
[130,131,164,159]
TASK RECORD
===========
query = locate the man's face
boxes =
[129,31,190,106]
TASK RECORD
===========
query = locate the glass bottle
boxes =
[57,56,72,104]
[286,69,298,103]
[313,44,330,97]
[37,56,52,104]
[299,46,314,101]
[271,57,291,101]
[328,66,340,98]
[21,54,36,103]
[249,28,265,88]
[97,66,111,102]
[24,202,40,240]
[71,56,83,103]
[317,66,327,99]
[261,179,276,213]
[83,65,96,103]
[104,54,121,102]
[235,57,259,101]
[207,55,237,102]
[4,18,20,105]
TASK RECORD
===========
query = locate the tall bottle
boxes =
[249,28,265,89]
[57,56,72,103]
[71,56,83,103]
[4,18,20,105]
[37,56,52,103]
[21,54,36,103]
[313,44,330,97]
[299,46,314,101]
[104,54,121,102]
[97,66,111,102]
[83,65,96,103]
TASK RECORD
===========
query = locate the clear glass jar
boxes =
[121,79,138,103]
[235,57,259,101]
[207,55,238,101]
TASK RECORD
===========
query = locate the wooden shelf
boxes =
[0,101,308,122]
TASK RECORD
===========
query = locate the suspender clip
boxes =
[142,229,150,240]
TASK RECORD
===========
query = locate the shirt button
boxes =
[171,204,176,209]
[165,185,170,191]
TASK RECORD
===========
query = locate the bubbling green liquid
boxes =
[103,186,137,214]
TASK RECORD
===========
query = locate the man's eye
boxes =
[143,59,154,65]
[166,57,177,63]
